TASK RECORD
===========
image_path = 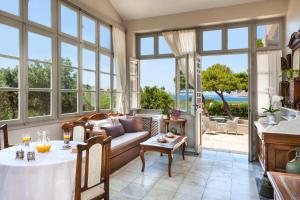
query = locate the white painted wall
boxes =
[0,123,63,148]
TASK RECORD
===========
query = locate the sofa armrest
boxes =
[141,117,153,136]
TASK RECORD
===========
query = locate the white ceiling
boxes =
[109,0,265,20]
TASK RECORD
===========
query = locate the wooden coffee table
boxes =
[139,134,187,177]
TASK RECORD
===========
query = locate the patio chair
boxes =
[226,117,239,134]
[202,116,210,134]
[207,121,218,134]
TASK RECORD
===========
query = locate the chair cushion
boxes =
[111,131,149,151]
[119,118,143,133]
[81,184,104,200]
[101,125,125,139]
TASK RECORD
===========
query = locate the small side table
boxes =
[163,118,187,136]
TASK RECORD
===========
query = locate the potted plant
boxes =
[261,91,283,125]
[161,107,171,119]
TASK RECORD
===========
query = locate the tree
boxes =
[234,72,248,91]
[256,39,264,48]
[202,64,240,120]
[141,86,175,109]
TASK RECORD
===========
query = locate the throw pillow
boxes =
[119,118,143,133]
[101,124,125,139]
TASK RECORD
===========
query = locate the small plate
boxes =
[157,138,167,143]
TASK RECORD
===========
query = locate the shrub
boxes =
[204,100,248,118]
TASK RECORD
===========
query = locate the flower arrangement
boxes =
[261,87,283,124]
[170,109,181,119]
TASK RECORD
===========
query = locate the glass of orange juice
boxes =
[22,134,31,147]
[63,131,71,145]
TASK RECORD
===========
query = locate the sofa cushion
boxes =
[119,118,143,133]
[88,118,113,128]
[101,125,125,139]
[110,115,128,125]
[111,131,149,151]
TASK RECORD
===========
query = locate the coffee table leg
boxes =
[140,149,145,172]
[181,142,186,160]
[160,152,163,157]
[168,153,173,177]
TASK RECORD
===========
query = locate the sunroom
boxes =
[0,0,300,200]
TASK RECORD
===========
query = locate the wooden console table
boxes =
[267,171,300,200]
[255,120,300,173]
[163,118,187,136]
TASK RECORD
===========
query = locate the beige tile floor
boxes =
[202,132,249,154]
[110,150,262,200]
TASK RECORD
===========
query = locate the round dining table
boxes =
[0,140,84,200]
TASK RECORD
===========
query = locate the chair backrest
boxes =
[76,116,89,123]
[202,116,210,129]
[209,121,217,131]
[0,124,9,150]
[233,117,240,123]
[72,121,88,142]
[88,113,109,120]
[75,135,112,200]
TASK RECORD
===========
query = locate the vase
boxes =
[267,114,276,125]
[286,147,300,174]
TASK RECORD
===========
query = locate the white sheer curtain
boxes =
[257,50,282,115]
[162,30,196,86]
[112,27,128,114]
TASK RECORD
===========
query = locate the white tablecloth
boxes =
[0,141,84,200]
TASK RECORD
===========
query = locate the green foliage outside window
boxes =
[141,86,175,110]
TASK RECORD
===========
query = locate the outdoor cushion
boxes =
[110,115,128,125]
[111,131,149,151]
[101,125,125,139]
[119,118,143,133]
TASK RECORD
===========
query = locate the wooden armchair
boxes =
[88,113,109,121]
[61,121,93,142]
[75,135,112,200]
[0,124,10,149]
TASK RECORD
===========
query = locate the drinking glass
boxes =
[63,130,71,145]
[22,134,31,147]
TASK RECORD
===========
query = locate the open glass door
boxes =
[129,57,140,110]
[194,53,203,153]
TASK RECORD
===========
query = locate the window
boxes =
[140,36,154,56]
[0,0,19,16]
[228,27,248,49]
[82,48,96,111]
[28,32,52,118]
[159,36,172,55]
[257,24,280,48]
[100,54,111,109]
[28,0,51,27]
[100,25,111,49]
[0,23,20,120]
[203,30,222,51]
[82,15,96,44]
[140,58,176,109]
[60,4,78,37]
[60,42,78,114]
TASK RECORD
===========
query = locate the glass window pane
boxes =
[61,67,77,89]
[83,92,96,111]
[100,92,110,109]
[203,30,222,51]
[228,27,248,49]
[0,91,18,120]
[113,75,117,91]
[61,92,77,113]
[82,16,95,44]
[0,57,19,88]
[0,0,19,16]
[100,54,111,73]
[140,37,154,56]
[82,49,95,70]
[130,75,138,92]
[257,24,280,48]
[28,61,51,88]
[28,92,51,117]
[82,70,95,91]
[0,23,19,57]
[159,36,172,54]
[100,73,110,91]
[61,42,78,67]
[100,25,111,49]
[28,32,52,62]
[131,92,138,109]
[60,4,78,37]
[28,0,51,27]
[179,91,187,111]
[112,93,117,109]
